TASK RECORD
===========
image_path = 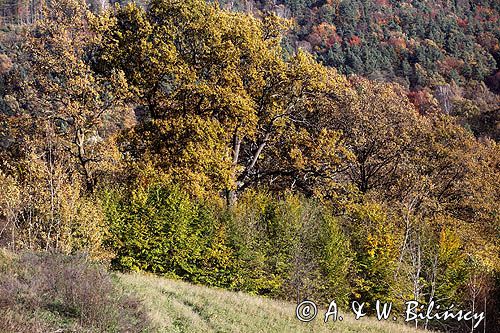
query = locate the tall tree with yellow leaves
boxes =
[94,0,352,202]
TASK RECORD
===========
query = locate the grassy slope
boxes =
[119,273,423,333]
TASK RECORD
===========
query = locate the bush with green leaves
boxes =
[340,203,403,312]
[227,191,353,304]
[102,184,236,288]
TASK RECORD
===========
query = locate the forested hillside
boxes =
[4,0,500,87]
[218,0,500,139]
[2,0,499,138]
[223,0,500,86]
[0,0,499,332]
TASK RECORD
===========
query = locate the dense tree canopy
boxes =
[92,0,356,201]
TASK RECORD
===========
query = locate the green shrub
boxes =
[102,184,236,288]
[341,202,402,312]
[227,191,353,304]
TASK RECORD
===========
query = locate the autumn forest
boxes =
[0,0,499,332]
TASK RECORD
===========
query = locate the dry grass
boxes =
[119,273,425,333]
[0,250,427,332]
[0,251,149,333]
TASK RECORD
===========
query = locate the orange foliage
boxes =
[388,37,407,50]
[348,35,362,46]
[0,54,13,75]
[408,89,439,115]
[456,18,468,28]
[373,12,388,26]
[375,0,389,6]
[438,56,464,72]
[474,5,496,23]
[307,22,341,48]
